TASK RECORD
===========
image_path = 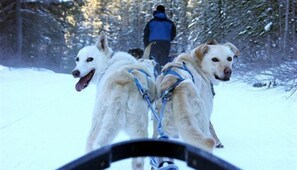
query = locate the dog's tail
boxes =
[129,69,153,95]
[142,42,153,59]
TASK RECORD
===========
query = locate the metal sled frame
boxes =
[58,139,240,170]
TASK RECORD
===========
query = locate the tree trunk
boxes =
[218,0,224,39]
[16,0,22,59]
[283,0,289,53]
[292,0,296,54]
[278,0,283,36]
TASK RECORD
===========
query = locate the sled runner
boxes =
[58,139,240,170]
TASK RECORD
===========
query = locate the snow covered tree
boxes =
[0,0,296,91]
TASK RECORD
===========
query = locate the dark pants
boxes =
[149,41,171,74]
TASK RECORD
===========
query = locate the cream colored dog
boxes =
[155,40,239,153]
[72,32,156,170]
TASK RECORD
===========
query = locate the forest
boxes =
[0,0,296,92]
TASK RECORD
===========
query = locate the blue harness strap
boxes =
[150,63,196,170]
[128,69,160,120]
[129,68,178,170]
[162,62,195,82]
[158,62,196,137]
[129,63,194,170]
[160,62,194,101]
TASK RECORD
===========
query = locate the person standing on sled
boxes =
[143,5,176,74]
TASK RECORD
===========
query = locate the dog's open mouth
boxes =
[214,74,230,81]
[75,69,95,92]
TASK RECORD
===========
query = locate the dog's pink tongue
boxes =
[75,78,86,92]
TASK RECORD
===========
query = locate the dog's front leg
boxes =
[209,121,224,148]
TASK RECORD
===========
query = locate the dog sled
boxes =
[58,139,239,170]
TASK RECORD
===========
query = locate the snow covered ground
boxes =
[0,65,296,170]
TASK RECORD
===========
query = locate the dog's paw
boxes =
[215,142,224,148]
[134,163,144,170]
[132,158,144,170]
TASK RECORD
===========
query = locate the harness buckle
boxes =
[141,90,150,99]
[162,90,173,101]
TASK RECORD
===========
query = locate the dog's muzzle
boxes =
[72,69,95,92]
[214,67,232,81]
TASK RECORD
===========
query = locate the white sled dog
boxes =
[72,32,156,170]
[155,40,239,153]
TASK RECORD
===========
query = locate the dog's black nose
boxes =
[224,67,232,77]
[72,70,80,78]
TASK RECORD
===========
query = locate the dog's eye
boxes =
[75,57,79,62]
[87,57,94,62]
[212,57,219,62]
[227,57,232,61]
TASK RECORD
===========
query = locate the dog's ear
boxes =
[195,44,209,61]
[139,58,156,67]
[206,39,218,45]
[224,42,240,58]
[149,59,157,67]
[96,31,109,53]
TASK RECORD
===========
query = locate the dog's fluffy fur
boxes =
[155,41,239,152]
[72,32,156,170]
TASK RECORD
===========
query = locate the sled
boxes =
[58,139,240,170]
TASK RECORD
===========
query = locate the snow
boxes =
[264,22,272,32]
[0,66,296,170]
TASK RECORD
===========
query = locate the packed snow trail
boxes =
[0,66,296,170]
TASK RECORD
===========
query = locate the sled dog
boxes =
[72,32,156,170]
[128,48,144,59]
[155,40,239,152]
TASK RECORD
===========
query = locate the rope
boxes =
[130,71,169,139]
[130,72,160,123]
[129,69,172,169]
[129,66,194,170]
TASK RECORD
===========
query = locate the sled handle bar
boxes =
[58,139,240,170]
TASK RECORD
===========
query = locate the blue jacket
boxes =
[144,11,176,47]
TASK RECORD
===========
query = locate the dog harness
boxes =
[161,62,215,98]
[128,68,154,102]
[129,64,214,170]
[129,68,180,170]
[160,62,195,100]
[147,62,195,170]
[128,69,161,124]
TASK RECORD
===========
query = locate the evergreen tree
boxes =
[0,0,296,91]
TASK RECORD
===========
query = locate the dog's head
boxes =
[128,48,144,59]
[194,41,239,83]
[72,31,112,92]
